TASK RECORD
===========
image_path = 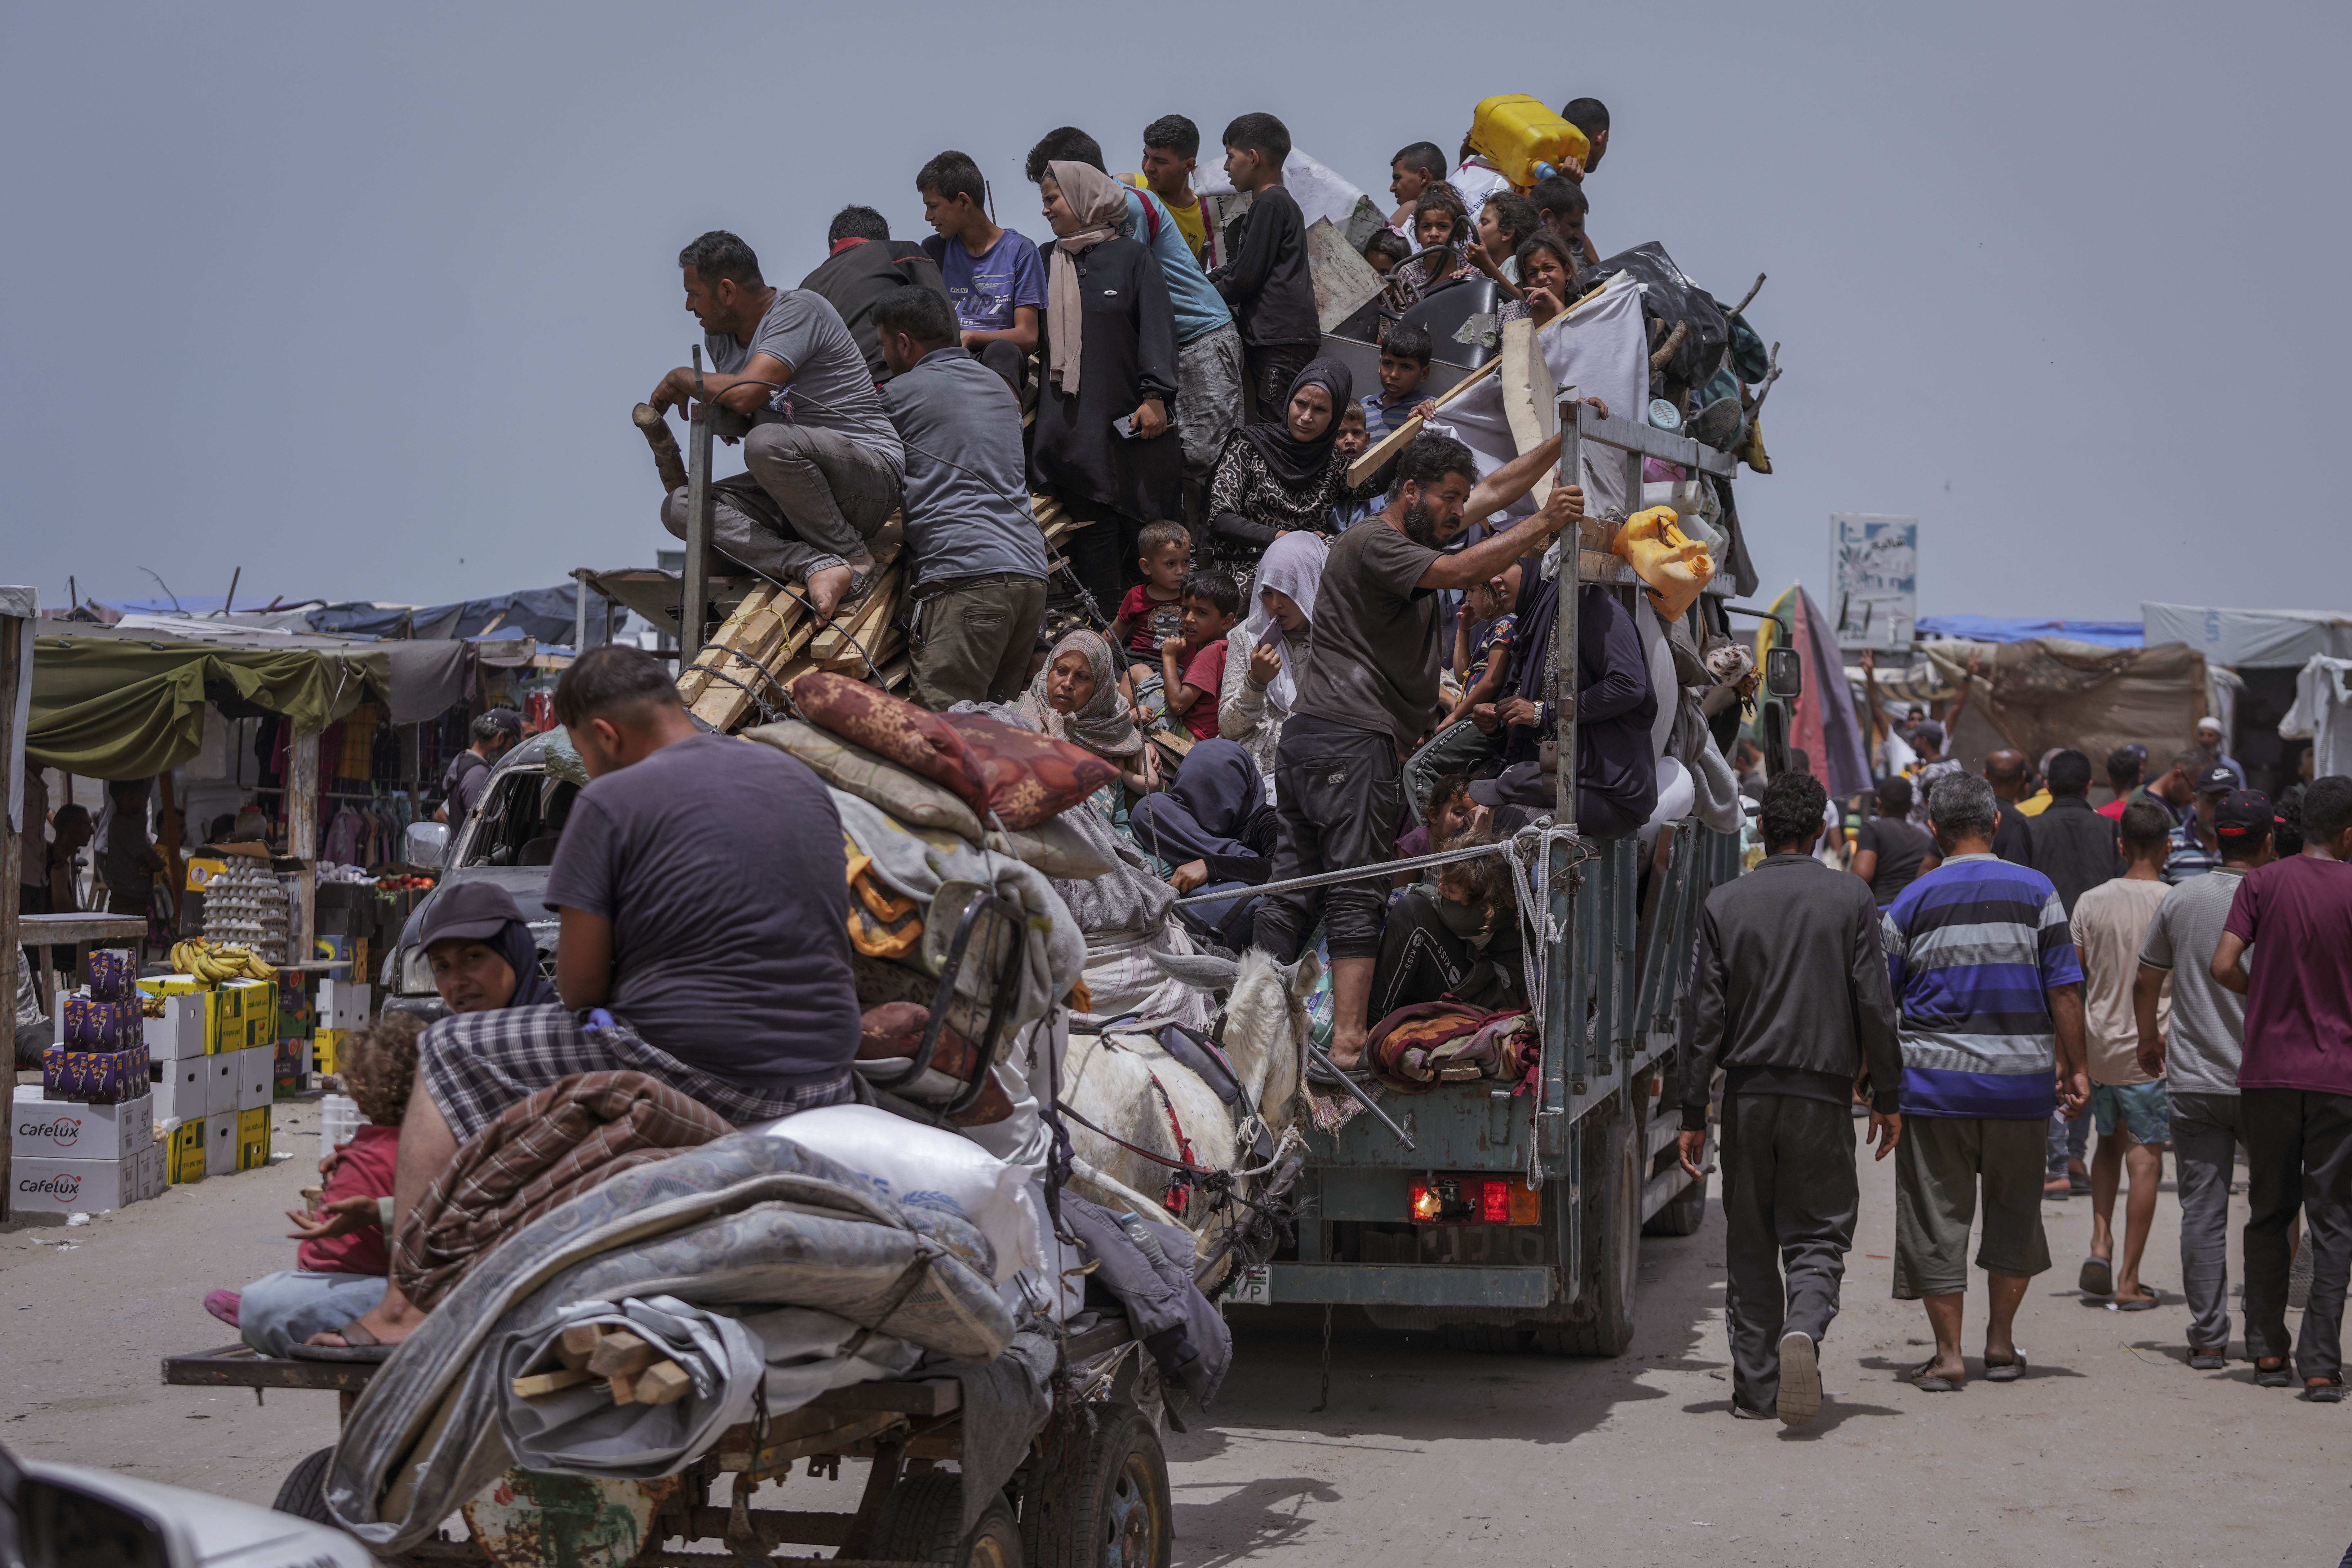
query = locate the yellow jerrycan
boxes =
[1467,95,1592,190]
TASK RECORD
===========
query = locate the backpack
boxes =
[430,750,489,818]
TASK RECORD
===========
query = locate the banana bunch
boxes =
[169,939,276,984]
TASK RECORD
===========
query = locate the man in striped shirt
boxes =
[1882,773,2091,1391]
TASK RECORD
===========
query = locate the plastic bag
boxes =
[1590,241,1727,390]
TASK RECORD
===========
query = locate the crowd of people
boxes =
[1692,666,2352,1426]
[639,99,1671,1072]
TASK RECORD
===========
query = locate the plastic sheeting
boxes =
[1918,615,2143,649]
[309,584,608,647]
[2141,602,2352,669]
[1920,637,2208,772]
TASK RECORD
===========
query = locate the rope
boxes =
[1171,831,1580,909]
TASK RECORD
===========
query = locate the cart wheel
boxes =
[271,1446,335,1523]
[1023,1404,1170,1568]
[868,1472,1023,1567]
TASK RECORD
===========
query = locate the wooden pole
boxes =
[289,730,319,965]
[2,610,22,1220]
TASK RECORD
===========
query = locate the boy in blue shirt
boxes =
[1363,324,1437,438]
[916,150,1047,398]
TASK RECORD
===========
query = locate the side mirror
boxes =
[405,822,449,870]
[15,1476,171,1568]
[1764,646,1803,700]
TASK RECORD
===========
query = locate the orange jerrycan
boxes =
[1467,96,1592,190]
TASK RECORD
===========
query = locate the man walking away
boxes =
[1884,773,2090,1389]
[1680,770,1903,1426]
[1851,776,1939,908]
[2138,788,2274,1367]
[1254,433,1579,1068]
[2026,748,2117,1196]
[1986,748,2033,863]
[2072,802,2177,1309]
[2212,774,2352,1399]
[434,709,521,825]
[2098,747,2144,823]
[874,288,1049,710]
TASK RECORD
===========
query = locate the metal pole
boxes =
[680,346,715,664]
[572,570,587,655]
[1538,393,1586,1185]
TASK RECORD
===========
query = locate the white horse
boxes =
[1057,948,1320,1287]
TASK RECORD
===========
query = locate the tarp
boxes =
[1921,637,2207,771]
[2141,602,2352,669]
[1918,615,2143,649]
[309,584,608,646]
[26,626,465,777]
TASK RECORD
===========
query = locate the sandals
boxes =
[1776,1331,1821,1427]
[2110,1286,2160,1313]
[1908,1359,1962,1393]
[2079,1255,2113,1297]
[2255,1359,2295,1388]
[2302,1380,2348,1404]
[288,1319,396,1363]
[202,1289,241,1329]
[2187,1348,2227,1371]
[1983,1351,2029,1383]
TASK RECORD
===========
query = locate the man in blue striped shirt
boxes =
[1882,773,2091,1391]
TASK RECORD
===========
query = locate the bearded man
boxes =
[1250,432,1582,1068]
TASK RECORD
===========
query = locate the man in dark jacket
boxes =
[2025,748,2120,917]
[799,205,952,381]
[1679,768,1903,1427]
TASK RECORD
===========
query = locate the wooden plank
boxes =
[716,1410,906,1478]
[586,1330,658,1378]
[677,583,781,704]
[511,1367,593,1399]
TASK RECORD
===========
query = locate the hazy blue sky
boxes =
[4,2,2343,624]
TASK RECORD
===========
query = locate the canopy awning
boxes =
[27,625,466,778]
[2141,602,2352,668]
[1917,615,2143,649]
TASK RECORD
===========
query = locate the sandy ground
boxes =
[5,1098,2346,1566]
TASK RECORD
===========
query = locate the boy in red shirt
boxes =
[1160,570,1241,741]
[1110,520,1192,666]
[204,1015,421,1357]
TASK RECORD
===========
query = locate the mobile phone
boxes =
[1113,415,1136,439]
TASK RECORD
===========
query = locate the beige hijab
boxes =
[1044,159,1128,396]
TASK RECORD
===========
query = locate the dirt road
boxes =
[5,1104,2345,1564]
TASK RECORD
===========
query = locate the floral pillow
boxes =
[789,673,986,807]
[938,711,1120,831]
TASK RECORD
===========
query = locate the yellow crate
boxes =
[164,1121,207,1184]
[313,1029,347,1078]
[137,974,208,997]
[235,1107,272,1172]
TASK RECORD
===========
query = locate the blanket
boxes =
[393,1071,730,1310]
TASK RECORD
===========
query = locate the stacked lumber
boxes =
[677,497,1094,732]
[510,1322,694,1408]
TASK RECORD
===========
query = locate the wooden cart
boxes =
[163,1315,1167,1568]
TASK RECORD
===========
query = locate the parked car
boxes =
[0,1437,371,1568]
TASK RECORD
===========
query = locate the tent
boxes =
[308,583,611,646]
[26,623,465,779]
[1920,637,2207,777]
[2140,603,2352,669]
[1917,615,2143,649]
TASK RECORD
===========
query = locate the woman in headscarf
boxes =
[1129,739,1277,949]
[413,881,559,1015]
[1027,159,1183,622]
[1202,358,1395,576]
[1020,627,1159,814]
[1215,530,1326,789]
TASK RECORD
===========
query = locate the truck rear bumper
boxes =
[1259,1263,1553,1308]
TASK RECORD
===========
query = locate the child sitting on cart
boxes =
[203,1015,422,1356]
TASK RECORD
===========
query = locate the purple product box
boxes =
[62,996,141,1048]
[86,949,136,1002]
[42,1043,154,1104]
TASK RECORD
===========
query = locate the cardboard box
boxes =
[275,978,314,1038]
[136,973,208,997]
[204,1112,239,1178]
[12,1087,152,1161]
[61,994,142,1048]
[221,979,273,1049]
[230,1047,273,1113]
[151,1056,205,1122]
[87,949,137,1002]
[42,1043,152,1104]
[317,979,371,1030]
[235,1107,272,1171]
[144,993,211,1061]
[137,1143,163,1202]
[165,1120,207,1184]
[202,1054,240,1118]
[13,1156,136,1214]
[314,1029,347,1078]
[271,1040,310,1098]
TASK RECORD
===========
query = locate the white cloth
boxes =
[1239,531,1326,712]
[1450,160,1511,215]
[2281,655,2352,780]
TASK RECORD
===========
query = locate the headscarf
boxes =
[1131,740,1264,865]
[1238,357,1355,490]
[1240,531,1328,711]
[1024,628,1142,758]
[1044,160,1129,397]
[494,919,559,1009]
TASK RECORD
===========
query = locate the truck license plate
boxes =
[1228,1266,1273,1305]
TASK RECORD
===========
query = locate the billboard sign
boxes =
[1831,514,1917,650]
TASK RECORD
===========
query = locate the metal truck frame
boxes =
[1232,395,1747,1355]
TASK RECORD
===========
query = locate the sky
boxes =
[4,1,2345,626]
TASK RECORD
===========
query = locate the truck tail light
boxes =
[1408,1176,1541,1225]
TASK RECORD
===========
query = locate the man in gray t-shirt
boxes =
[650,230,905,622]
[2134,788,2272,1362]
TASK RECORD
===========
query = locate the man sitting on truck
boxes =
[650,230,907,624]
[1679,768,1903,1426]
[316,644,861,1350]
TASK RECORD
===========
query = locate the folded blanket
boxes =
[394,1071,730,1310]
